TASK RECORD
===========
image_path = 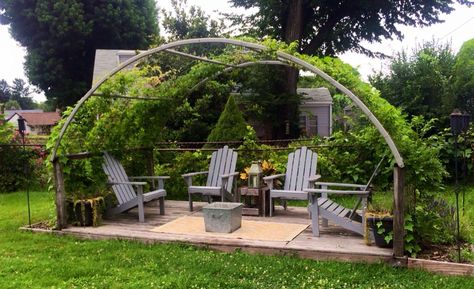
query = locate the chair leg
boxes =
[309,204,320,237]
[138,198,145,223]
[189,193,194,212]
[159,197,165,215]
[269,197,273,217]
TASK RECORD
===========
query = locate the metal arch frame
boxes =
[50,37,404,168]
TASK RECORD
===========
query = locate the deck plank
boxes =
[62,200,392,263]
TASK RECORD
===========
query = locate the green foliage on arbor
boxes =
[48,37,445,203]
[0,0,159,108]
[207,95,248,143]
[369,41,456,124]
[453,39,474,115]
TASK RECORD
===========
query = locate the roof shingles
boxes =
[19,112,61,126]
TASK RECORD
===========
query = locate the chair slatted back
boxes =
[206,146,238,192]
[102,152,136,205]
[284,146,318,191]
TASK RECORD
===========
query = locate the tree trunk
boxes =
[277,0,304,139]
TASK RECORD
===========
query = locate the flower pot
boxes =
[72,197,105,227]
[367,215,393,248]
[202,202,243,233]
[74,200,94,226]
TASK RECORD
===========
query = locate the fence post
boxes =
[53,159,67,229]
[393,165,405,258]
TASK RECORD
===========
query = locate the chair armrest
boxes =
[130,176,170,180]
[181,171,209,178]
[304,188,370,195]
[108,181,147,186]
[314,182,367,189]
[262,174,286,181]
[308,175,321,182]
[221,172,239,179]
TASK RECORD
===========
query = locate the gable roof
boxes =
[10,111,61,126]
[4,109,43,120]
[297,87,332,103]
[93,49,140,84]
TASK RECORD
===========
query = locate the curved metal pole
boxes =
[50,37,404,168]
[165,49,235,67]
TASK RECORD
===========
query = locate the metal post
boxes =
[17,116,31,227]
[450,109,469,263]
[454,135,461,262]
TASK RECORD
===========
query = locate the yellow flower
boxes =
[262,160,270,171]
[240,167,250,180]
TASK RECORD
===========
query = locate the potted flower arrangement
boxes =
[66,189,108,227]
[240,160,281,186]
[366,202,393,248]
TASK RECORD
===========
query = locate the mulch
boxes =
[417,243,474,264]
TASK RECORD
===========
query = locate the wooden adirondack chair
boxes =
[263,147,320,217]
[102,152,169,222]
[182,146,239,211]
[304,157,385,237]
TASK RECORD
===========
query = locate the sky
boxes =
[0,1,473,102]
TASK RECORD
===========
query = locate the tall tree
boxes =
[9,78,36,109]
[228,0,471,135]
[369,41,456,124]
[453,39,474,115]
[161,0,225,41]
[0,79,10,103]
[0,0,159,108]
[229,1,471,57]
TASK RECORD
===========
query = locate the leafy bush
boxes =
[0,120,46,192]
[155,150,209,199]
[207,94,247,143]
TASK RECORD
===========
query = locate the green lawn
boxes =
[1,191,473,288]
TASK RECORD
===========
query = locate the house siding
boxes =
[300,105,331,137]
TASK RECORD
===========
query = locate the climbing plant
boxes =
[47,37,445,199]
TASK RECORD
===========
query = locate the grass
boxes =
[1,191,473,288]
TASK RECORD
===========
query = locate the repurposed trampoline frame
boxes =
[50,38,406,258]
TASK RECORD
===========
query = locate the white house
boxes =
[298,87,332,137]
[6,110,61,135]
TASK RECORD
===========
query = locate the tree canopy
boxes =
[0,0,159,108]
[0,78,37,109]
[161,0,225,41]
[229,0,472,56]
[453,39,474,115]
[369,41,456,123]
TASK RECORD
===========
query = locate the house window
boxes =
[299,114,318,137]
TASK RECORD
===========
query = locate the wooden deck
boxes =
[61,201,392,263]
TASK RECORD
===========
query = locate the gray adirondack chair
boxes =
[304,157,385,237]
[182,146,239,211]
[102,152,169,222]
[263,147,320,217]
